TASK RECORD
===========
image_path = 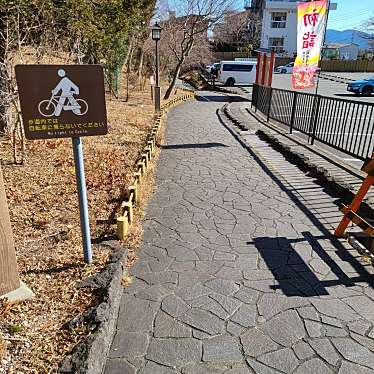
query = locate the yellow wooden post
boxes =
[142,153,148,168]
[145,146,152,160]
[116,215,129,240]
[129,186,138,205]
[122,202,134,224]
[134,171,142,183]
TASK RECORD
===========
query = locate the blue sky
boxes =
[232,0,374,31]
[327,0,374,31]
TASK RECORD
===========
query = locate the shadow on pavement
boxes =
[196,95,248,103]
[334,93,362,98]
[161,142,228,150]
[247,236,328,297]
[217,109,374,297]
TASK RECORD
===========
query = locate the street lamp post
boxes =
[152,23,162,112]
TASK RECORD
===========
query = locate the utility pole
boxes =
[0,9,7,134]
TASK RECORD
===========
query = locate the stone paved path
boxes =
[105,93,374,374]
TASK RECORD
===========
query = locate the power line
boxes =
[328,10,372,23]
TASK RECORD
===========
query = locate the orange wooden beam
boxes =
[335,174,374,237]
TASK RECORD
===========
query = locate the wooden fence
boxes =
[213,52,374,72]
[320,60,374,72]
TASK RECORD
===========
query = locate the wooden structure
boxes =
[335,153,374,240]
[256,50,275,87]
[0,166,21,296]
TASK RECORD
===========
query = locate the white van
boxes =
[218,61,257,86]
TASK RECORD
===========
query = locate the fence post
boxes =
[253,84,258,113]
[267,87,273,122]
[310,95,321,145]
[251,84,254,109]
[289,91,297,134]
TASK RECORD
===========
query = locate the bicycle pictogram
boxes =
[38,69,88,117]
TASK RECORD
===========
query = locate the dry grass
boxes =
[0,48,176,372]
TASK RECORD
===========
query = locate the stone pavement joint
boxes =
[104,92,374,374]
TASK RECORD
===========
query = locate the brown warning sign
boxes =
[15,65,108,140]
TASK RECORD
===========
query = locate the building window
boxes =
[269,37,284,53]
[271,12,287,28]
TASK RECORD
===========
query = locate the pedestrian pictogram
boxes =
[38,69,88,117]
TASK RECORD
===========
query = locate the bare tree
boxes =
[0,2,44,163]
[0,1,62,163]
[213,10,261,52]
[365,18,374,50]
[161,0,235,99]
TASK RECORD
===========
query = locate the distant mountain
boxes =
[326,29,372,50]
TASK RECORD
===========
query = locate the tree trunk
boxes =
[138,47,144,88]
[123,35,135,68]
[0,73,7,134]
[164,62,182,100]
[0,14,7,134]
[128,44,135,73]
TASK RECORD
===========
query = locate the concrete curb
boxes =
[59,241,127,374]
[223,103,374,222]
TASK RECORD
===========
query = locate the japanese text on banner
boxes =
[292,0,328,90]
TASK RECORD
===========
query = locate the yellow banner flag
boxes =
[292,0,328,89]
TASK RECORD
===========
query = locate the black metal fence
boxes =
[252,84,374,161]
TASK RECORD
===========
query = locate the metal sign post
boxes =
[72,137,92,263]
[16,65,107,264]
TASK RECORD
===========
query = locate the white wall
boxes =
[259,1,337,58]
[260,6,298,57]
[339,45,359,60]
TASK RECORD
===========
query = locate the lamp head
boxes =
[151,22,162,41]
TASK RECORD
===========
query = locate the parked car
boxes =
[275,62,294,74]
[217,60,257,86]
[347,77,374,96]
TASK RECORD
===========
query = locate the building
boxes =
[323,43,359,61]
[249,0,337,58]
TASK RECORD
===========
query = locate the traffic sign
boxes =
[15,65,109,263]
[15,65,107,140]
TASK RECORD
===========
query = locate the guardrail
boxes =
[252,84,374,160]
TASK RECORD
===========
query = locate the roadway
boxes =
[236,72,374,103]
[271,73,374,164]
[272,72,374,104]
